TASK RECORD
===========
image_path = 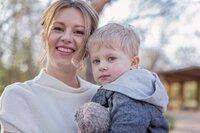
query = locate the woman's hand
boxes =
[91,0,111,13]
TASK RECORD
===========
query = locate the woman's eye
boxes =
[108,57,116,62]
[92,59,100,65]
[74,30,84,35]
[52,27,63,32]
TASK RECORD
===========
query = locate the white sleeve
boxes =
[0,84,40,133]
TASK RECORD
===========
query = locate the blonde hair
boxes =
[87,22,140,58]
[39,0,99,67]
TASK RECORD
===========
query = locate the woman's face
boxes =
[46,7,85,72]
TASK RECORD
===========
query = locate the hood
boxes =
[103,69,169,113]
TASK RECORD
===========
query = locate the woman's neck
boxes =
[45,67,80,88]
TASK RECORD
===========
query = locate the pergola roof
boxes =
[158,66,200,82]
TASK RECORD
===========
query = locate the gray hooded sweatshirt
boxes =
[91,69,169,133]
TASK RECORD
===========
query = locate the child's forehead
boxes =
[89,44,120,52]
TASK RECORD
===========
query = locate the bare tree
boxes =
[0,0,44,93]
[120,0,200,71]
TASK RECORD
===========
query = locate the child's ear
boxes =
[131,56,140,69]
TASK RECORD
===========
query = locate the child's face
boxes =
[89,46,132,85]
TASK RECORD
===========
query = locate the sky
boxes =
[98,0,200,67]
[98,0,132,26]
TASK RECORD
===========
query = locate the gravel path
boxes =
[167,110,200,133]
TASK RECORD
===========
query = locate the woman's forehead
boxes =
[53,7,85,26]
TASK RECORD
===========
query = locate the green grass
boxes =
[164,114,175,130]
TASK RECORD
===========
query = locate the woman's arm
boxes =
[90,0,111,13]
[0,84,39,133]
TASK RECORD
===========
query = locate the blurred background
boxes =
[0,0,200,132]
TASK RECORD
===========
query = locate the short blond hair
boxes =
[87,22,140,58]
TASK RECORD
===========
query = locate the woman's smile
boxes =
[56,46,75,56]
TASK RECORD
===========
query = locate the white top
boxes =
[0,69,98,133]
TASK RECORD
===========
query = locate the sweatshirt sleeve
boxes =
[0,84,40,133]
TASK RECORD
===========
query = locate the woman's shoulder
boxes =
[1,80,36,100]
[0,81,38,115]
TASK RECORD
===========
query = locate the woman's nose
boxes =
[61,31,73,43]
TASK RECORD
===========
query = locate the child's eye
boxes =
[92,59,100,65]
[108,57,117,62]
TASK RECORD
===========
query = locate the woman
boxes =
[0,0,109,132]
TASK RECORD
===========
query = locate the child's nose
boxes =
[99,62,108,71]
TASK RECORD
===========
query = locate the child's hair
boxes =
[75,102,110,133]
[87,22,141,58]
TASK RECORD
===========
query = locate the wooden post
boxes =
[165,81,172,110]
[197,81,200,109]
[179,81,184,110]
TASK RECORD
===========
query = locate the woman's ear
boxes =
[131,56,140,69]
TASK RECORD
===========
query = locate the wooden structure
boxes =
[158,66,200,110]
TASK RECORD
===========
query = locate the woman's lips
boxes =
[56,46,75,56]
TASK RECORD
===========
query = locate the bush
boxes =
[164,114,175,130]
